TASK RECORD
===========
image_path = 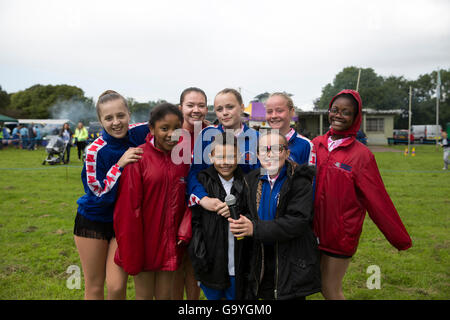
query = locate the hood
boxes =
[328,89,362,137]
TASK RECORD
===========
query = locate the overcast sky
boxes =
[0,0,449,110]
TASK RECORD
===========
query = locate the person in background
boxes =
[60,123,73,163]
[12,124,20,148]
[439,131,449,170]
[27,122,37,151]
[74,121,89,160]
[2,124,11,148]
[172,87,209,300]
[0,123,3,149]
[19,124,28,149]
[34,124,41,148]
[356,129,367,145]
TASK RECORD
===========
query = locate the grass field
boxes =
[0,144,448,300]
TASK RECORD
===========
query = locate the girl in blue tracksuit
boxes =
[74,90,149,300]
[187,88,260,215]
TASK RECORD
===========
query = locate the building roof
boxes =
[0,114,18,122]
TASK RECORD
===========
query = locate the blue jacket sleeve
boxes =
[187,127,219,206]
[82,149,124,206]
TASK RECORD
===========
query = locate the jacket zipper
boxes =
[269,184,279,300]
[274,186,279,300]
[275,242,279,300]
[256,243,264,297]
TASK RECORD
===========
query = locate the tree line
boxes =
[0,66,448,129]
[314,66,449,128]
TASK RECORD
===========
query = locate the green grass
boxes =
[0,145,449,299]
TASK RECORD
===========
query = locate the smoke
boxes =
[49,98,97,126]
[49,97,152,130]
[130,109,150,124]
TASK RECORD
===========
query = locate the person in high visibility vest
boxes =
[73,121,89,160]
[0,125,3,150]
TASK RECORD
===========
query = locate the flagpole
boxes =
[436,68,441,151]
[356,68,362,92]
[408,85,412,156]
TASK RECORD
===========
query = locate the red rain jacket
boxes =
[312,90,412,256]
[114,134,192,275]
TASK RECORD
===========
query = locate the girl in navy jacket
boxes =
[74,90,149,300]
[229,131,321,300]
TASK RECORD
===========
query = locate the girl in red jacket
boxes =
[312,89,412,300]
[113,103,192,300]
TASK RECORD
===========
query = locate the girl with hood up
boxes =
[312,89,412,300]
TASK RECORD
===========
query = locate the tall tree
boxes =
[315,67,450,129]
[8,84,87,118]
[315,66,383,110]
[0,85,11,115]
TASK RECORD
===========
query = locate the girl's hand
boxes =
[117,147,143,168]
[216,202,230,219]
[199,197,230,218]
[228,215,253,237]
[199,196,223,211]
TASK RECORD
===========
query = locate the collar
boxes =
[146,133,169,155]
[285,128,296,142]
[319,130,356,149]
[218,123,246,137]
[260,162,288,185]
[101,129,129,145]
[327,136,352,152]
[218,174,234,186]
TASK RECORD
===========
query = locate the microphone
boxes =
[225,194,243,240]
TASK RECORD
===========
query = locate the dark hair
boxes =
[180,87,207,106]
[332,93,359,118]
[210,131,238,155]
[149,103,184,128]
[216,88,243,105]
[96,90,129,120]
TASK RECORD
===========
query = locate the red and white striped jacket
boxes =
[76,123,149,223]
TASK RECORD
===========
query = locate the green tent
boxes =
[0,114,18,122]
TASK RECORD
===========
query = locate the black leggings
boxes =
[76,141,87,159]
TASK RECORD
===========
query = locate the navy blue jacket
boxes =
[76,123,149,222]
[187,123,259,206]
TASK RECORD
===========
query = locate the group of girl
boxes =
[74,87,412,300]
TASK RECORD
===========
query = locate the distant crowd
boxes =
[0,123,42,150]
[0,122,89,162]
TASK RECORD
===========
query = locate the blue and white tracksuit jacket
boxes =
[76,123,149,223]
[187,123,260,207]
[285,128,315,166]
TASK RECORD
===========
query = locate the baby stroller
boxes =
[42,135,69,165]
